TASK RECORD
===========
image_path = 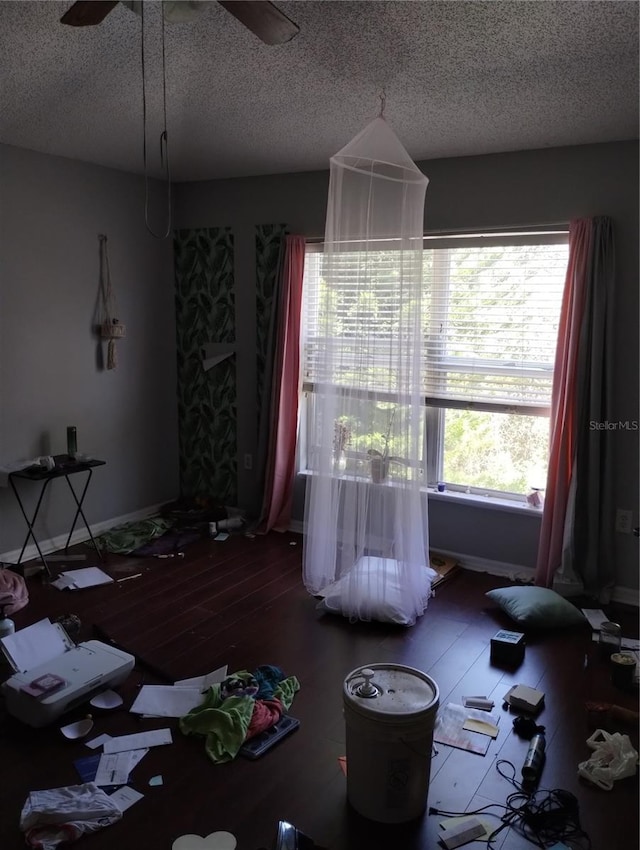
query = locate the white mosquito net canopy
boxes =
[302,117,436,625]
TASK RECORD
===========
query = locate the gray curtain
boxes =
[566,217,615,598]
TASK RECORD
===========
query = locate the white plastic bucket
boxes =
[343,663,439,823]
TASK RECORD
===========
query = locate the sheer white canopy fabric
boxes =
[302,117,435,625]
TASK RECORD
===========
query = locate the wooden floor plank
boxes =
[0,533,637,850]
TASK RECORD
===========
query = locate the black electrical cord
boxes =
[429,759,592,850]
[140,2,172,239]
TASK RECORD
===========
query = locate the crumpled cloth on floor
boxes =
[254,664,286,699]
[220,671,260,699]
[0,568,28,615]
[246,698,284,740]
[179,669,300,763]
[20,782,122,849]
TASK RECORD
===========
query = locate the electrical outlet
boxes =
[615,508,633,534]
[243,453,253,470]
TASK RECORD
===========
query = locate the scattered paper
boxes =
[149,775,164,786]
[462,696,494,711]
[439,815,495,840]
[581,609,609,630]
[60,717,94,739]
[56,566,113,590]
[95,751,136,786]
[51,574,78,590]
[86,733,113,750]
[130,685,204,718]
[94,747,148,786]
[127,748,149,771]
[109,786,144,812]
[434,703,501,756]
[104,728,173,754]
[463,718,499,738]
[0,618,71,673]
[90,689,123,710]
[173,832,238,850]
[174,665,228,691]
[202,352,234,371]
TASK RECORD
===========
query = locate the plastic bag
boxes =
[577,729,639,790]
[20,782,122,849]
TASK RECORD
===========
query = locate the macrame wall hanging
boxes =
[98,234,126,370]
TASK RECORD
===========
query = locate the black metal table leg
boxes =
[7,457,106,577]
[8,476,54,576]
[63,469,102,560]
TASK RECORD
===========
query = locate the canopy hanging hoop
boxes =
[98,234,126,370]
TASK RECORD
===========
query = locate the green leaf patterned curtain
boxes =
[174,227,237,503]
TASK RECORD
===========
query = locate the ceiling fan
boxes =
[60,0,300,45]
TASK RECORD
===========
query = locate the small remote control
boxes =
[239,715,300,759]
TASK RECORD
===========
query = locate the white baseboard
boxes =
[288,522,639,607]
[432,548,536,584]
[610,585,640,607]
[0,503,165,566]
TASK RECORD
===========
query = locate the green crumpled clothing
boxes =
[95,516,173,554]
[179,672,300,764]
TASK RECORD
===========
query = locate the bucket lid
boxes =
[344,663,438,720]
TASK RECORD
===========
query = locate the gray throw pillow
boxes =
[485,586,587,628]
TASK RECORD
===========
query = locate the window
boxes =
[299,230,569,499]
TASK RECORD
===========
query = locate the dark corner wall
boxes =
[1,140,637,594]
[0,143,179,558]
[173,141,639,593]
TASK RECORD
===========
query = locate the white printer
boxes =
[1,618,134,727]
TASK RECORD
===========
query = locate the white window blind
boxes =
[301,231,569,415]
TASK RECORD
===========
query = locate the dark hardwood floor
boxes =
[1,532,638,850]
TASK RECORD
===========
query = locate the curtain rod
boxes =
[304,223,569,242]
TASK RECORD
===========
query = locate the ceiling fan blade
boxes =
[218,1,299,45]
[60,1,119,27]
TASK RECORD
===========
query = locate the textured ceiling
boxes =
[0,0,638,182]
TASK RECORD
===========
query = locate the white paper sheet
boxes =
[86,733,113,750]
[109,786,144,811]
[90,689,123,710]
[59,567,113,589]
[0,618,70,672]
[129,685,204,717]
[174,664,228,691]
[51,574,78,591]
[581,609,609,630]
[94,748,148,785]
[94,751,135,786]
[104,728,173,753]
[433,703,501,756]
[439,815,495,840]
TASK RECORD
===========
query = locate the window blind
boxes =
[301,231,569,414]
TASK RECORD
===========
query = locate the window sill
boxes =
[296,469,544,518]
[427,487,543,517]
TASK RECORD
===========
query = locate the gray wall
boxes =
[174,141,639,590]
[0,144,179,555]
